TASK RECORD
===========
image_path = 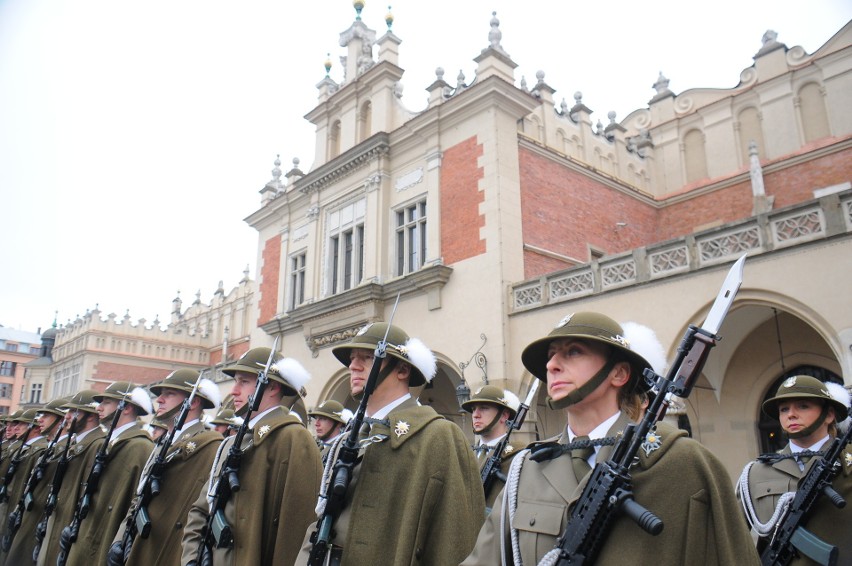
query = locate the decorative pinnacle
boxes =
[324,53,332,76]
[385,5,393,30]
[353,0,365,20]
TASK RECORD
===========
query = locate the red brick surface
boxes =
[441,137,486,265]
[258,235,281,326]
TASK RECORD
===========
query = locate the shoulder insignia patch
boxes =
[845,452,852,469]
[504,444,514,455]
[641,430,662,457]
[185,441,197,454]
[393,420,410,438]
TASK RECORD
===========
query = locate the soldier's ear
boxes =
[395,361,411,381]
[609,360,631,388]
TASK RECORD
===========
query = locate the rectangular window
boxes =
[5,343,18,352]
[289,253,306,310]
[326,199,366,295]
[0,384,11,399]
[0,362,14,377]
[29,383,42,404]
[396,199,427,275]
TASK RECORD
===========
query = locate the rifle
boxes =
[759,423,852,566]
[540,254,745,566]
[33,412,78,563]
[56,394,127,566]
[307,294,401,566]
[482,380,540,500]
[113,372,205,565]
[2,417,64,551]
[195,338,279,566]
[0,422,36,504]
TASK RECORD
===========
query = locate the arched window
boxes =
[683,129,708,183]
[799,82,830,143]
[738,107,764,164]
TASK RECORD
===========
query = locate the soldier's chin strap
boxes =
[158,404,182,422]
[351,357,398,402]
[787,403,831,439]
[546,358,618,411]
[475,408,504,437]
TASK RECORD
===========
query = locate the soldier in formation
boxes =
[181,347,322,565]
[109,369,223,565]
[307,400,352,464]
[298,322,485,565]
[208,408,242,438]
[59,382,153,564]
[737,375,852,564]
[462,311,761,565]
[462,384,521,510]
[2,397,69,565]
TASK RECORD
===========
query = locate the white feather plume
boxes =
[402,337,437,382]
[197,378,221,410]
[339,408,354,424]
[621,321,667,375]
[825,381,851,431]
[502,390,521,412]
[129,387,154,415]
[273,357,312,392]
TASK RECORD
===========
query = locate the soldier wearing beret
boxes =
[299,322,485,566]
[60,381,154,565]
[109,369,223,565]
[308,400,352,464]
[737,375,852,564]
[35,390,105,566]
[462,384,522,511]
[462,311,759,565]
[1,398,69,565]
[181,347,322,565]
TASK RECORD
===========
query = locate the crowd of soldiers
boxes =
[0,309,849,565]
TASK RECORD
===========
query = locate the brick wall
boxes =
[440,137,486,265]
[91,362,171,387]
[519,148,657,279]
[258,235,281,326]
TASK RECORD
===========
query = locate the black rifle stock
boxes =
[759,423,851,566]
[0,422,36,504]
[195,340,278,566]
[2,419,64,551]
[481,380,540,500]
[114,373,205,565]
[56,396,127,566]
[544,256,744,566]
[33,412,78,563]
[308,295,400,566]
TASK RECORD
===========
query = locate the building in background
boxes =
[245,7,852,481]
[0,326,43,414]
[25,270,256,408]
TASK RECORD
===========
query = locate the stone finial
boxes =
[755,29,785,57]
[761,30,778,46]
[608,111,617,125]
[242,264,250,283]
[653,72,670,95]
[574,91,583,104]
[385,5,393,30]
[271,155,282,182]
[560,98,569,115]
[216,280,225,295]
[488,11,504,53]
[194,290,201,305]
[353,0,365,20]
[324,53,332,76]
[520,76,528,91]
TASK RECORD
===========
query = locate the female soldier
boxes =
[737,375,851,564]
[462,311,759,565]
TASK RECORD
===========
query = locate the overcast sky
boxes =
[1,0,850,334]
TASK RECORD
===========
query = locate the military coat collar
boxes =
[250,406,302,447]
[367,398,442,450]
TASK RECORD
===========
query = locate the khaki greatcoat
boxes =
[298,398,486,566]
[180,406,322,566]
[63,424,152,565]
[113,421,222,565]
[462,417,760,565]
[36,426,106,566]
[739,439,852,565]
[0,436,48,566]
